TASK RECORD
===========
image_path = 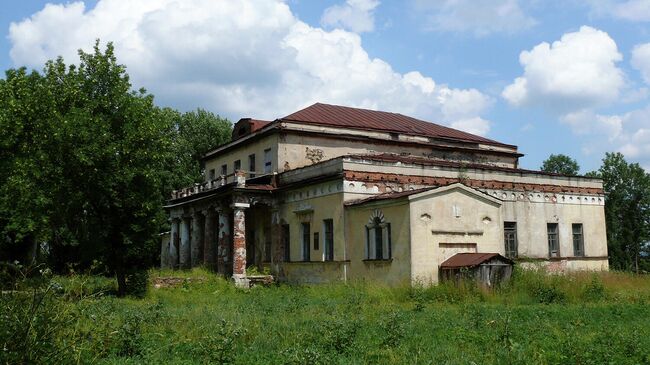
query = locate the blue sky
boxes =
[2,0,650,172]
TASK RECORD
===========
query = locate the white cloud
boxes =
[632,43,650,84]
[414,0,536,37]
[8,0,493,136]
[563,105,650,170]
[321,0,380,33]
[560,110,623,141]
[450,117,491,136]
[502,26,625,112]
[587,0,650,22]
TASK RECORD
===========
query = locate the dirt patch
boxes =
[152,276,205,289]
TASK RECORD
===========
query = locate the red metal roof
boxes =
[440,253,513,269]
[281,103,512,148]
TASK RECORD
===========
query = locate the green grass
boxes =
[3,268,650,364]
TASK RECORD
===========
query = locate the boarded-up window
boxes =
[301,222,310,261]
[504,222,518,258]
[572,223,584,257]
[324,219,334,261]
[547,223,559,258]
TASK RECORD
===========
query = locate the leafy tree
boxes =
[541,154,580,175]
[589,153,650,272]
[1,42,175,294]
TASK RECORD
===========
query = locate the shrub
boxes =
[124,270,149,298]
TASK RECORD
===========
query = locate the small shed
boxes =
[439,253,514,287]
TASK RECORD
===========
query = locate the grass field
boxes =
[3,268,650,364]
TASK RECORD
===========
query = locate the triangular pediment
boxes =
[407,183,502,207]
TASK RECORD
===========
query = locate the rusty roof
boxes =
[439,253,513,269]
[281,103,513,148]
[344,188,433,206]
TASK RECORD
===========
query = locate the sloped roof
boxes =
[281,102,512,147]
[440,253,513,269]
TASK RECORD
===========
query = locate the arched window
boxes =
[365,210,391,260]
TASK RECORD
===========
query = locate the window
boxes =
[547,223,559,258]
[220,164,227,176]
[264,148,272,173]
[233,160,241,172]
[282,224,290,261]
[365,210,391,260]
[248,154,256,178]
[324,219,334,261]
[313,232,319,251]
[301,223,310,261]
[572,223,584,257]
[504,222,518,258]
[208,169,216,181]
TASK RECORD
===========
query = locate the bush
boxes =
[124,270,149,298]
[582,275,607,301]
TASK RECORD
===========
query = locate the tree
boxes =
[0,42,175,295]
[589,153,650,272]
[541,154,580,175]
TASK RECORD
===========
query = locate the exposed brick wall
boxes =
[343,170,604,195]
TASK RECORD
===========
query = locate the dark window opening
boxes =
[233,160,241,172]
[324,219,334,261]
[547,223,559,258]
[301,223,310,261]
[282,224,290,261]
[248,154,256,178]
[313,232,319,251]
[572,223,584,257]
[220,164,227,176]
[504,222,518,258]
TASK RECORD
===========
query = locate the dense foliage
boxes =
[588,153,650,272]
[540,154,580,175]
[0,43,231,294]
[2,268,650,364]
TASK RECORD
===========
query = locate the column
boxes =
[270,205,283,276]
[179,217,191,269]
[160,229,170,269]
[191,212,204,267]
[203,208,217,269]
[169,218,180,269]
[231,201,250,288]
[216,206,231,276]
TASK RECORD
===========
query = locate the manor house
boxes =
[161,103,608,287]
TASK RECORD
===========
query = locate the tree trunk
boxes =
[116,266,127,297]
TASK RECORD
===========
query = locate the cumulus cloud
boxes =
[8,0,493,136]
[414,0,536,37]
[587,0,650,22]
[632,43,650,84]
[560,110,623,141]
[502,26,625,112]
[321,0,380,33]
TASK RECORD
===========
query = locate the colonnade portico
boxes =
[163,190,277,287]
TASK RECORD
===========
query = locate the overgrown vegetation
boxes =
[0,42,232,294]
[2,267,650,364]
